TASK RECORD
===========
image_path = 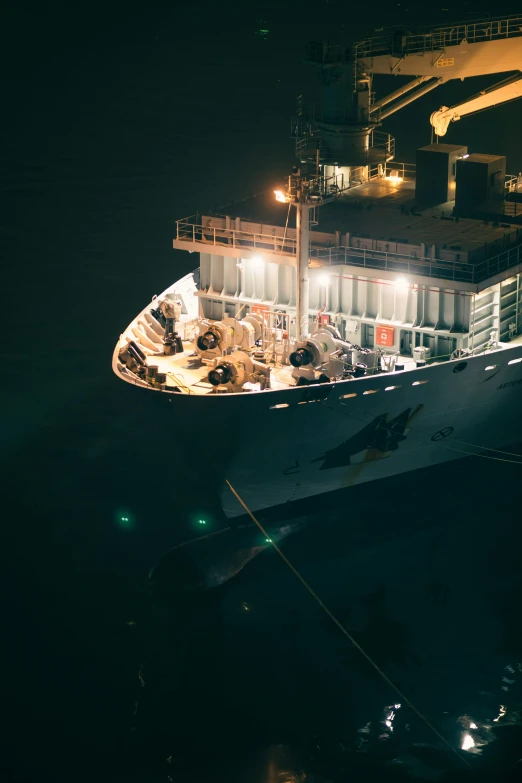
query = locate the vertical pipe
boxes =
[495,283,501,343]
[471,294,476,353]
[295,204,310,340]
[295,206,301,340]
[515,274,520,334]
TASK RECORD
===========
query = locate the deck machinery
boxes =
[114,15,522,518]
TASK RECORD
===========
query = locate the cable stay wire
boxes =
[361,409,522,459]
[422,440,522,465]
[321,401,522,465]
[224,479,472,770]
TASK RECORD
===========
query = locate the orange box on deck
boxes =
[376,325,395,347]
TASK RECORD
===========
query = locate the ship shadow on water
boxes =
[141,455,522,782]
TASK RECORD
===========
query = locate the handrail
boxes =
[175,219,297,256]
[355,14,522,58]
[366,161,417,180]
[311,245,474,280]
[310,242,522,284]
[370,130,395,159]
[294,119,395,164]
[310,17,522,63]
[175,217,522,284]
[505,174,522,193]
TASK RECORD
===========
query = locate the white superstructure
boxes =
[113,15,522,518]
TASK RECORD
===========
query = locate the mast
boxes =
[275,167,341,342]
[295,199,310,341]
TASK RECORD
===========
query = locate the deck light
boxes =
[461,732,475,751]
[385,172,403,183]
[274,190,286,203]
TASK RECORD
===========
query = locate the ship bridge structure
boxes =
[171,15,522,367]
[175,178,522,361]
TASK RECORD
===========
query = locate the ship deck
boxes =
[314,179,517,255]
[176,174,522,287]
[211,178,520,253]
[134,339,297,395]
[115,303,435,396]
[115,313,522,397]
[117,337,424,395]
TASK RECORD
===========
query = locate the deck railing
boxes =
[355,14,522,58]
[294,124,395,166]
[310,242,522,284]
[175,218,522,285]
[366,161,417,181]
[175,217,297,256]
[505,174,522,193]
[401,15,522,54]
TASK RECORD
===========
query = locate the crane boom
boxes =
[295,15,522,167]
[356,16,522,136]
[357,37,522,81]
[430,73,522,136]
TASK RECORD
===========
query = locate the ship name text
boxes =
[497,378,522,390]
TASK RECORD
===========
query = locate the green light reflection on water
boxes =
[115,510,135,530]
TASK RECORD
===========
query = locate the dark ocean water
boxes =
[4,2,522,781]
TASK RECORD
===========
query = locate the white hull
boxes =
[111,14,522,521]
[216,345,522,517]
[112,271,522,519]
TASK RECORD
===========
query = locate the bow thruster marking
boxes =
[431,427,454,442]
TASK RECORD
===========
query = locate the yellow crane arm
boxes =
[430,73,522,136]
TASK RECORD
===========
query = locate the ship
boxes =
[113,15,522,519]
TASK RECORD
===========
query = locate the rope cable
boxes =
[282,202,291,252]
[422,440,522,465]
[345,404,522,464]
[224,478,471,769]
[317,399,522,465]
[195,347,519,766]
